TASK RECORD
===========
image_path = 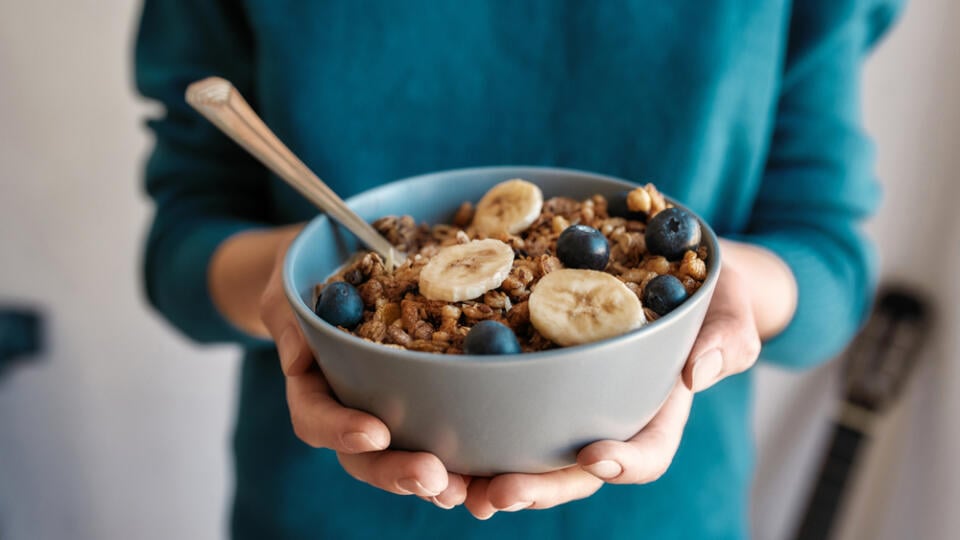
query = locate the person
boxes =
[135,1,902,538]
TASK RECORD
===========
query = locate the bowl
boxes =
[283,166,720,475]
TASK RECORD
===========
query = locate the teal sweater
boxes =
[136,1,900,538]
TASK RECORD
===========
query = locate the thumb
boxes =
[682,267,761,392]
[259,234,314,376]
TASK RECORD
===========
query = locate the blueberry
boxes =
[556,224,610,271]
[315,281,364,329]
[643,275,689,316]
[463,320,522,355]
[607,190,647,222]
[644,207,701,261]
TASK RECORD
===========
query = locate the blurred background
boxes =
[1,1,957,539]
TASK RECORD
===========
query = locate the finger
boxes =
[337,450,449,497]
[418,473,470,509]
[683,269,761,392]
[277,323,314,376]
[261,298,311,376]
[579,379,693,484]
[463,477,498,520]
[683,313,760,392]
[286,371,390,453]
[259,260,314,376]
[482,467,604,511]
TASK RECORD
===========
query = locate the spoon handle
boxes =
[185,76,403,267]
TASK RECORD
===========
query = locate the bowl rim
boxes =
[283,165,721,367]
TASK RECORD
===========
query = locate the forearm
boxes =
[209,224,303,338]
[718,238,797,340]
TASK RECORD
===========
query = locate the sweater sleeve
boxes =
[733,0,904,369]
[135,0,269,346]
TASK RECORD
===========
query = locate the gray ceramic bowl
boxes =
[284,166,720,475]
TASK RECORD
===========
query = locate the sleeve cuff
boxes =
[145,219,274,349]
[727,232,874,369]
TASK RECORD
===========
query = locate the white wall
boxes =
[0,2,237,539]
[752,1,960,538]
[840,0,960,537]
[0,2,957,540]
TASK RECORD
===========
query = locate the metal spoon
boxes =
[185,77,404,268]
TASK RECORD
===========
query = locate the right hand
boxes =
[258,235,469,509]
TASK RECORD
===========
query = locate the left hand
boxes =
[463,378,694,518]
[460,240,770,519]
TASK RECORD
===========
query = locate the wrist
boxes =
[717,238,798,340]
[209,224,304,338]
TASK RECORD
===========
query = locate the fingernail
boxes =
[341,432,385,453]
[430,496,455,510]
[397,477,441,497]
[277,327,299,371]
[692,349,723,392]
[475,510,496,520]
[500,501,532,512]
[583,460,623,480]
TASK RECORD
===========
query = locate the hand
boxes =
[464,378,693,519]
[463,239,784,518]
[681,251,763,392]
[257,233,470,509]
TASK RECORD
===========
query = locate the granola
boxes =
[316,183,708,354]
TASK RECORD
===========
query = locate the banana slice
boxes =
[529,269,646,346]
[419,239,516,302]
[472,179,544,235]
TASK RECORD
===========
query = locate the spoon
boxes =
[185,76,405,269]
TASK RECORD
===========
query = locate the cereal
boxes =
[551,215,570,234]
[643,256,671,275]
[321,185,709,354]
[462,303,496,321]
[506,301,530,328]
[386,326,412,347]
[680,276,701,295]
[483,290,512,311]
[678,250,707,281]
[413,320,435,341]
[373,302,401,325]
[357,279,384,307]
[453,202,474,227]
[356,319,387,342]
[538,255,563,275]
[439,304,461,319]
[644,183,667,217]
[626,188,651,214]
